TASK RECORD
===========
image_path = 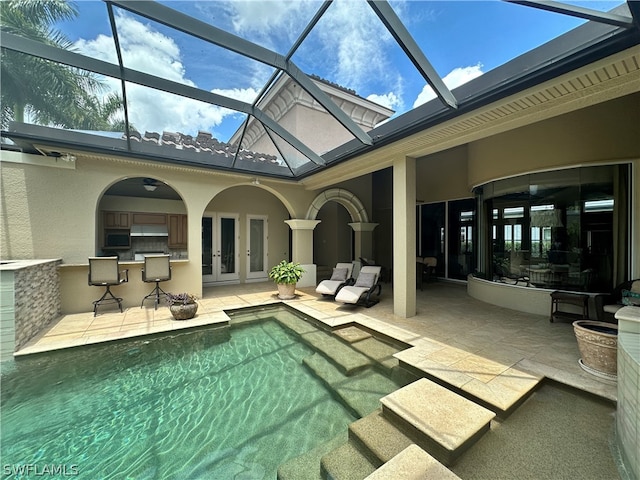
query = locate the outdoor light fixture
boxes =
[252,178,260,185]
[143,178,158,192]
[53,153,76,162]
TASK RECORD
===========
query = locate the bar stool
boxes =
[141,254,171,309]
[88,256,128,316]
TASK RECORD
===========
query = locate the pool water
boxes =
[1,315,382,479]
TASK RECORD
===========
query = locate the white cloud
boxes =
[224,0,397,95]
[229,1,317,42]
[212,87,259,104]
[316,1,395,92]
[413,64,484,108]
[73,12,252,138]
[367,92,401,111]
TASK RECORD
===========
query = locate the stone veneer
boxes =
[0,259,61,360]
[616,306,640,480]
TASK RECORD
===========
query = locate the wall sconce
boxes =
[252,178,260,185]
[143,184,157,192]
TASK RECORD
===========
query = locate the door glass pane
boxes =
[419,203,445,277]
[249,218,264,273]
[448,198,476,280]
[201,217,212,275]
[220,218,235,274]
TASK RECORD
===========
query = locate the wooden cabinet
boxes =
[104,211,130,229]
[168,214,188,248]
[131,212,166,225]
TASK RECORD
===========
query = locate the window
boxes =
[478,165,629,292]
[418,198,476,281]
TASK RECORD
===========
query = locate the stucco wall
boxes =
[467,93,640,188]
[1,154,100,262]
[416,145,471,203]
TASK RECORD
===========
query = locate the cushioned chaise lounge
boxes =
[315,262,354,296]
[335,265,382,307]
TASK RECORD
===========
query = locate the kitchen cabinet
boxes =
[104,211,130,229]
[168,214,188,248]
[131,212,166,225]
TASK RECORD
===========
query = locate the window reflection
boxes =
[417,198,476,281]
[480,165,629,292]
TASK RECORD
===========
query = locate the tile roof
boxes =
[125,130,280,165]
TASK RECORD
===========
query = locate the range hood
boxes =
[130,225,169,237]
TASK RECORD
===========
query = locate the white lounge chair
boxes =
[315,262,354,296]
[335,266,382,307]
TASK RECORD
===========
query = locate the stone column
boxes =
[284,219,321,287]
[393,156,417,318]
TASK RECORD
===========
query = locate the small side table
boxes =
[550,291,589,323]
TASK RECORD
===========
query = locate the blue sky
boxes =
[56,0,623,142]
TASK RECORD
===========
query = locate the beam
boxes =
[505,1,635,29]
[368,0,458,110]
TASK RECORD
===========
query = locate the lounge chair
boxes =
[335,266,382,307]
[316,262,354,296]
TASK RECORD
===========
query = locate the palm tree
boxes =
[1,0,124,130]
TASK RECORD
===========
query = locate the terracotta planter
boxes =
[170,303,198,320]
[572,320,618,378]
[276,283,296,300]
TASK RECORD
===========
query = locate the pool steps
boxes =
[380,378,496,466]
[278,323,505,479]
[320,442,377,480]
[321,378,495,478]
[303,353,400,418]
[364,444,461,480]
[275,318,543,479]
[395,345,544,418]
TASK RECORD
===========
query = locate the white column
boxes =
[348,222,378,260]
[393,156,416,318]
[284,219,321,287]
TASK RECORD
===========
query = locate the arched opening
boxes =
[314,202,353,278]
[97,177,187,260]
[202,185,290,286]
[308,188,371,281]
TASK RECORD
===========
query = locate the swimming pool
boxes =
[1,309,403,479]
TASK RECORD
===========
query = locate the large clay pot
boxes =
[572,320,618,378]
[276,283,296,300]
[170,303,198,320]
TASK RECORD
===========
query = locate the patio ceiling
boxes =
[1,0,639,180]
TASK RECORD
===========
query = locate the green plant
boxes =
[165,292,197,306]
[269,260,304,285]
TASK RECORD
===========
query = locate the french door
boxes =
[246,215,268,280]
[202,214,239,284]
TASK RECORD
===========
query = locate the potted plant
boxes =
[269,260,305,300]
[166,292,198,320]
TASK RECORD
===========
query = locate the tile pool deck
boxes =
[16,281,617,405]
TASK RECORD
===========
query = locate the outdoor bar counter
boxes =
[58,259,193,314]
